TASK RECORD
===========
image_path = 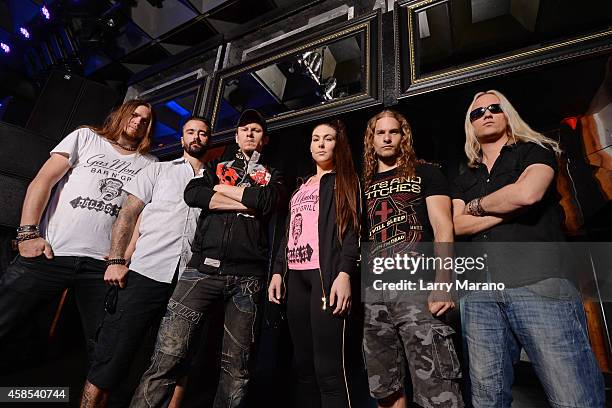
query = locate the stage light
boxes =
[0,43,10,53]
[20,27,31,39]
[42,6,51,20]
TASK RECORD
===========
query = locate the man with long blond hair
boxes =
[363,110,464,408]
[0,100,156,372]
[451,90,604,407]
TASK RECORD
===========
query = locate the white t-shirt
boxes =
[125,158,201,283]
[40,128,157,260]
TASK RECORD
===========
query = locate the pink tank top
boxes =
[287,179,320,270]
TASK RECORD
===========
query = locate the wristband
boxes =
[106,258,127,267]
[475,196,485,216]
[467,197,485,216]
[17,225,39,234]
[16,232,40,243]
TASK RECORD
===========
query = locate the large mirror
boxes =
[132,69,208,156]
[209,13,379,138]
[399,0,612,94]
[150,89,199,150]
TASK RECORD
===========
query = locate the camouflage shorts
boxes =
[363,300,464,407]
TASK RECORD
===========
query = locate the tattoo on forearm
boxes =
[109,194,144,258]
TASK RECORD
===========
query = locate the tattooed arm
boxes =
[105,194,145,288]
[124,213,142,263]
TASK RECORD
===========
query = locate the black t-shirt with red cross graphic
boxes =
[365,163,449,255]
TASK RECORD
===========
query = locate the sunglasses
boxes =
[469,103,503,122]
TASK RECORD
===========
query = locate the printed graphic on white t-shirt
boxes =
[40,128,156,260]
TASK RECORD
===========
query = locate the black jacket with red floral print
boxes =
[184,150,285,277]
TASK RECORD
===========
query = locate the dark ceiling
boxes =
[0,0,311,96]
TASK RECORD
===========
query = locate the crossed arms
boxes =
[183,166,284,216]
[452,163,555,236]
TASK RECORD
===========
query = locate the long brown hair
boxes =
[363,110,420,188]
[84,99,155,154]
[312,119,360,241]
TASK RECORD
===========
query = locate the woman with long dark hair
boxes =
[268,118,360,408]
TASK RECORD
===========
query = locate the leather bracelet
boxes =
[467,197,485,217]
[16,232,40,243]
[106,258,127,266]
[17,224,39,233]
[475,196,485,216]
[466,199,476,215]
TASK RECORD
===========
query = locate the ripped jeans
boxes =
[131,268,262,408]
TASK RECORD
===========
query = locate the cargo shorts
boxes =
[363,299,464,407]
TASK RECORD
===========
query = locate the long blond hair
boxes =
[464,90,561,167]
[363,110,420,188]
[84,100,155,154]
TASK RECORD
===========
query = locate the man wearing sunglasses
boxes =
[81,116,211,408]
[451,90,604,407]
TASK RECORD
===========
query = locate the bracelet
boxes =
[475,196,485,216]
[16,232,40,243]
[17,225,39,234]
[466,199,476,216]
[467,197,485,216]
[106,258,127,267]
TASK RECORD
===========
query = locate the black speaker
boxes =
[64,80,120,134]
[25,70,119,141]
[0,122,57,227]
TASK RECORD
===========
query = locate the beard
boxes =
[184,142,207,158]
[123,126,145,145]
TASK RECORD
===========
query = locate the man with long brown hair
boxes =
[0,100,156,372]
[362,110,463,408]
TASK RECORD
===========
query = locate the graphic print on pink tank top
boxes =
[287,180,320,270]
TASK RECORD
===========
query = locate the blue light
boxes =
[165,101,190,116]
[42,6,50,20]
[0,43,10,53]
[20,27,30,39]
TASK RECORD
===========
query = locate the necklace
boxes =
[110,140,137,151]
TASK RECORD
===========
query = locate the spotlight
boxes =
[0,43,10,53]
[20,27,31,39]
[42,6,51,20]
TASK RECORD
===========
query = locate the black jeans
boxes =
[0,255,107,365]
[131,268,262,408]
[286,269,349,408]
[88,270,175,392]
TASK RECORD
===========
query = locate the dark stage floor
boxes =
[1,291,609,407]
